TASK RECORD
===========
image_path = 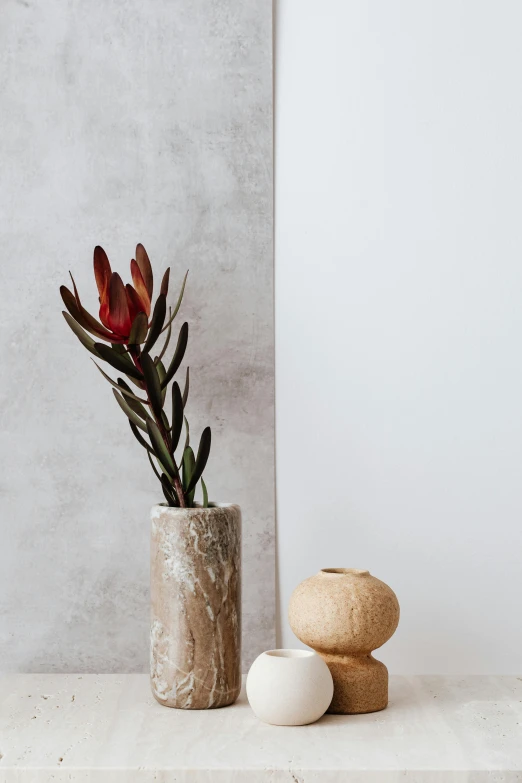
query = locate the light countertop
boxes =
[1,674,521,781]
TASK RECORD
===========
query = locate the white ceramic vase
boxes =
[246,649,333,726]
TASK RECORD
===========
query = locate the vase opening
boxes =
[265,649,315,659]
[321,568,370,576]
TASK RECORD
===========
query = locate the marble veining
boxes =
[150,504,241,709]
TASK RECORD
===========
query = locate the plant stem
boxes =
[129,345,187,508]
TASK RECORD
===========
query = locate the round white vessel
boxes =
[246,649,333,726]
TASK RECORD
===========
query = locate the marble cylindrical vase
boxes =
[150,503,241,709]
[289,568,400,715]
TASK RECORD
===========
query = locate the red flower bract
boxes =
[61,244,154,343]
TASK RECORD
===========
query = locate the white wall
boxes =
[275,0,522,673]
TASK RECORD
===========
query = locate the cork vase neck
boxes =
[150,503,241,709]
[288,568,400,714]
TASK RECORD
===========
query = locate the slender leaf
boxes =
[91,360,147,405]
[183,415,190,450]
[161,485,177,507]
[111,343,145,389]
[95,343,143,380]
[185,427,211,495]
[129,421,153,452]
[113,389,147,432]
[155,307,172,365]
[162,487,175,506]
[161,271,188,333]
[143,294,166,354]
[128,312,148,345]
[160,267,170,298]
[147,451,162,481]
[117,378,149,418]
[201,476,208,508]
[61,286,87,326]
[69,272,123,342]
[156,359,167,405]
[146,417,176,478]
[182,446,196,506]
[161,473,178,507]
[162,486,175,506]
[61,284,119,342]
[112,343,130,358]
[171,382,184,452]
[161,322,188,388]
[140,353,163,420]
[161,411,171,445]
[111,344,145,388]
[182,367,189,408]
[63,312,100,356]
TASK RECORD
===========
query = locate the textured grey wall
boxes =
[0,0,273,671]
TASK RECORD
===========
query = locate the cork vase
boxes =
[150,503,241,709]
[289,568,399,714]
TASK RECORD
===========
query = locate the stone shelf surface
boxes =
[0,674,521,781]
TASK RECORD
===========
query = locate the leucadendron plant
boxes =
[60,244,210,509]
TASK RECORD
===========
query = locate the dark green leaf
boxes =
[95,343,144,380]
[162,487,175,506]
[171,382,183,452]
[112,343,131,358]
[161,473,178,507]
[201,477,208,508]
[182,367,189,408]
[185,427,211,495]
[182,446,196,506]
[161,411,171,441]
[111,345,145,388]
[156,359,167,405]
[62,312,100,356]
[161,485,177,507]
[128,312,148,345]
[147,451,162,481]
[113,389,147,432]
[117,378,149,419]
[141,353,163,420]
[161,322,188,388]
[143,294,166,354]
[146,417,176,478]
[161,271,188,333]
[129,421,153,452]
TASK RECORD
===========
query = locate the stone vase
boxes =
[150,503,241,709]
[288,568,399,714]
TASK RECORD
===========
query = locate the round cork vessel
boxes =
[150,503,241,709]
[288,568,399,714]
